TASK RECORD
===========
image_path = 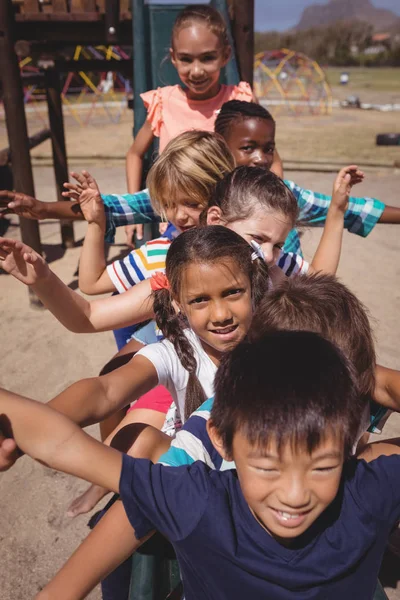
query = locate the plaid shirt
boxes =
[102,182,385,253]
[284,179,385,255]
[102,189,160,243]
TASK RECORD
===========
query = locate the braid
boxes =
[215,100,275,139]
[153,289,206,421]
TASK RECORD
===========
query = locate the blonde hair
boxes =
[146,130,235,218]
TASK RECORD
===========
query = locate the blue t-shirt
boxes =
[120,453,400,600]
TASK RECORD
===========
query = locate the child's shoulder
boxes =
[129,236,171,257]
[141,85,182,105]
[226,81,254,102]
[343,455,400,521]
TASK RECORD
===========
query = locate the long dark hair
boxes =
[153,226,269,420]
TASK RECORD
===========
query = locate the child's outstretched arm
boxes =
[0,190,84,220]
[0,237,154,332]
[47,354,158,427]
[125,120,155,247]
[285,181,399,251]
[379,206,400,224]
[0,387,123,491]
[36,501,150,600]
[68,171,117,295]
[374,365,400,411]
[310,166,364,275]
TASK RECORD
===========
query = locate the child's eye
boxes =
[264,146,275,154]
[202,55,216,62]
[225,288,245,298]
[274,243,284,250]
[314,466,338,473]
[185,201,201,209]
[240,146,253,153]
[189,297,208,305]
[251,235,263,243]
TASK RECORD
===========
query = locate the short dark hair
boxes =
[248,273,376,399]
[211,330,361,459]
[215,100,275,139]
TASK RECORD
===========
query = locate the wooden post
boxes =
[229,0,255,87]
[0,0,43,306]
[44,68,75,248]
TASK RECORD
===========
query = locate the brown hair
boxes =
[171,4,230,53]
[248,273,376,399]
[146,131,234,219]
[206,165,299,229]
[153,225,269,421]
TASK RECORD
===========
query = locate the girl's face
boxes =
[177,258,253,365]
[170,23,230,101]
[207,207,293,267]
[164,190,204,233]
[224,118,276,170]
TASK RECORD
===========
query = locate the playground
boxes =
[1,0,400,598]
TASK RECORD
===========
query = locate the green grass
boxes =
[325,67,400,92]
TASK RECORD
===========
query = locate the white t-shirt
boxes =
[137,329,217,423]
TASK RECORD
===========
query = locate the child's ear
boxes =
[207,420,232,461]
[206,206,223,226]
[170,47,178,69]
[221,45,232,67]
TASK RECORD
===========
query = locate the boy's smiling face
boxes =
[211,426,344,544]
[224,118,276,171]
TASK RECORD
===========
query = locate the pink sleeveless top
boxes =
[140,82,254,152]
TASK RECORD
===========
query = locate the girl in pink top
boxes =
[125,4,282,245]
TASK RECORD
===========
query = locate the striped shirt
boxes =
[158,397,388,469]
[107,236,170,293]
[107,238,309,293]
[101,182,385,254]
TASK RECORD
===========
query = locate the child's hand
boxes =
[0,430,19,471]
[125,224,144,248]
[0,190,47,220]
[64,171,106,228]
[0,237,50,285]
[332,165,364,213]
[159,222,169,236]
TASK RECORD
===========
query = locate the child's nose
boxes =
[191,61,204,77]
[211,301,231,324]
[261,244,275,267]
[281,477,311,509]
[251,151,269,169]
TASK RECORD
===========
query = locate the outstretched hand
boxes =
[332,165,364,213]
[0,431,19,471]
[0,237,50,285]
[0,190,47,220]
[63,171,105,227]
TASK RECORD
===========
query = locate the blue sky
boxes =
[150,1,400,32]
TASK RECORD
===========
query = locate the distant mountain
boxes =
[295,0,398,31]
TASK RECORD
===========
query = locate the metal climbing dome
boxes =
[254,49,332,116]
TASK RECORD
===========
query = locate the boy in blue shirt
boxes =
[1,329,400,599]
